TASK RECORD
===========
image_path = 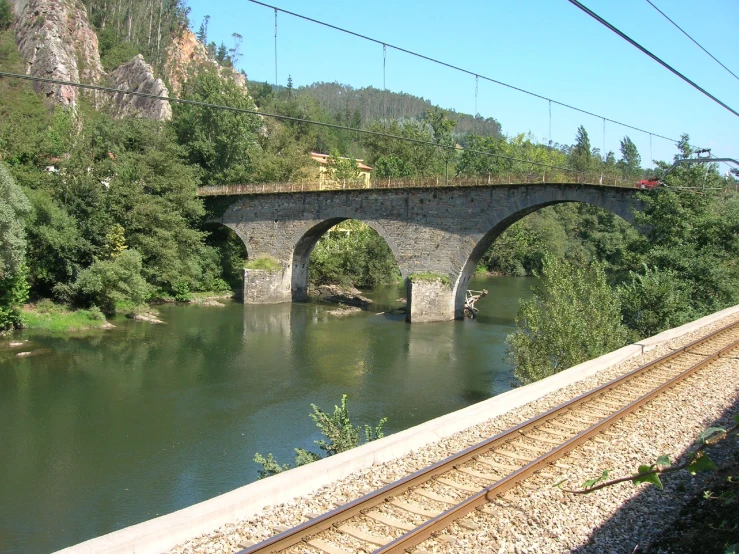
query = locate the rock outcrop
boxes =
[108,54,171,121]
[11,0,104,107]
[164,29,247,96]
[9,1,249,119]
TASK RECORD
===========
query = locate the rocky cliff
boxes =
[164,29,247,96]
[10,1,248,119]
[11,0,104,106]
[108,54,171,120]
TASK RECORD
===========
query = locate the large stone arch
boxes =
[289,215,403,301]
[451,197,642,318]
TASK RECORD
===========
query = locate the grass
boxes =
[21,300,109,332]
[407,272,452,287]
[245,255,282,273]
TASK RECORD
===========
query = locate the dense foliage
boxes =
[507,256,627,384]
[0,164,31,329]
[507,138,739,381]
[309,220,400,289]
[82,0,189,70]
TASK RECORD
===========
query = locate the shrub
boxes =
[244,255,282,273]
[72,249,151,314]
[254,395,386,479]
[507,256,628,385]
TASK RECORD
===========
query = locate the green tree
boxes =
[310,220,400,288]
[0,164,31,279]
[619,265,690,340]
[71,248,151,314]
[326,149,360,184]
[0,163,31,329]
[618,136,641,177]
[507,256,627,385]
[570,125,592,172]
[172,67,261,185]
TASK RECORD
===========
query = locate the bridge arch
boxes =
[451,198,640,318]
[289,215,404,301]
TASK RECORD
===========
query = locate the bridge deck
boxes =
[197,173,635,196]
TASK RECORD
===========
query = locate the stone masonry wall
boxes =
[220,184,641,321]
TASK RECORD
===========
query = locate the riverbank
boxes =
[20,301,112,332]
[15,292,237,334]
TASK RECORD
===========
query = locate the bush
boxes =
[72,249,151,314]
[507,256,628,385]
[244,255,282,273]
[619,265,691,340]
[0,266,29,330]
[254,395,386,479]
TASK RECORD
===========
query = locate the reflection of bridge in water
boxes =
[205,180,642,323]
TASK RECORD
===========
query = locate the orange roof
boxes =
[310,152,372,171]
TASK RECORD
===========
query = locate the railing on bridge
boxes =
[197,172,634,196]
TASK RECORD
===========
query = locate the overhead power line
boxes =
[567,0,739,118]
[644,0,739,83]
[0,70,581,174]
[247,0,695,146]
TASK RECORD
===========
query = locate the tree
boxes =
[619,265,690,341]
[196,14,209,43]
[0,164,31,280]
[507,256,627,385]
[71,249,151,314]
[0,163,31,329]
[570,125,592,172]
[326,149,360,184]
[618,136,641,177]
[172,67,262,185]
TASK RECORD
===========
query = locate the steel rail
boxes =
[238,320,739,554]
[377,332,739,552]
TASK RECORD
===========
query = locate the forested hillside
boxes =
[292,82,502,138]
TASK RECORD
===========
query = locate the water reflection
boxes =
[0,276,534,554]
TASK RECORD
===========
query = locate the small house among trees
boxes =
[310,152,373,189]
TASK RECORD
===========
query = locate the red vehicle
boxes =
[635,179,660,189]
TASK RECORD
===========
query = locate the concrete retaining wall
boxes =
[55,303,739,554]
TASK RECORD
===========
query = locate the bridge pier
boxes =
[243,267,292,304]
[406,279,455,322]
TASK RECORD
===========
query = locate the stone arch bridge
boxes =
[211,184,642,322]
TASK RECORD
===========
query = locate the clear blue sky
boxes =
[188,0,738,171]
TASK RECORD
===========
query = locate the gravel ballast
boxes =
[165,313,739,554]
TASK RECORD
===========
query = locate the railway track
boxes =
[238,321,739,554]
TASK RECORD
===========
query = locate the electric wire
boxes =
[0,70,581,174]
[644,0,739,83]
[246,0,698,145]
[567,0,739,118]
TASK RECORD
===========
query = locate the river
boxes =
[0,276,534,554]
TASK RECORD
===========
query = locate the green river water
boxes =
[0,276,534,553]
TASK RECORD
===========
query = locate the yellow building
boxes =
[310,152,373,189]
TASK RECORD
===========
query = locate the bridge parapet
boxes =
[199,173,634,197]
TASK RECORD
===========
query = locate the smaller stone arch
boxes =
[290,216,404,301]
